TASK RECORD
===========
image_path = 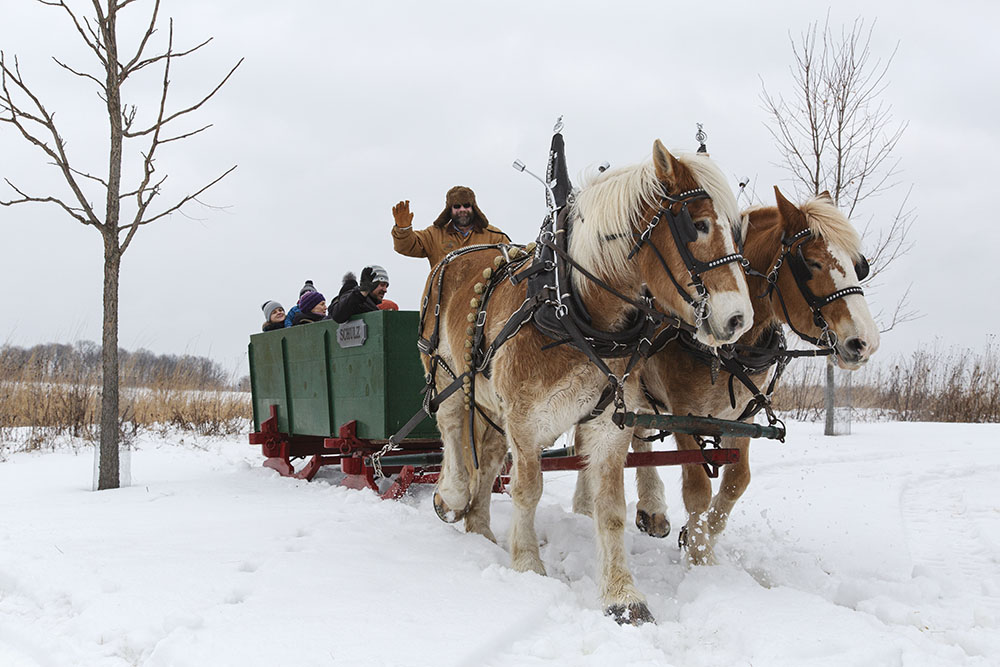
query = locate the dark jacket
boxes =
[262,320,285,332]
[329,287,381,323]
[329,272,381,323]
[291,309,326,326]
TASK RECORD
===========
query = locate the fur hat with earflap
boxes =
[430,185,490,231]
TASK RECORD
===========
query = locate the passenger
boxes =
[391,186,511,268]
[261,301,286,332]
[291,290,327,325]
[285,280,316,327]
[377,298,399,311]
[329,265,389,323]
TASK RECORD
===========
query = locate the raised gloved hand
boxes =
[392,200,413,228]
[359,266,376,293]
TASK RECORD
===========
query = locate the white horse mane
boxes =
[742,196,863,261]
[799,197,863,260]
[569,152,743,284]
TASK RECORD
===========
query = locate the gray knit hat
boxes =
[261,300,284,320]
[368,265,389,285]
[299,280,316,297]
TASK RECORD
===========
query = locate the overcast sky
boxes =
[1,0,997,375]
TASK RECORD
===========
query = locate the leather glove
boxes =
[392,200,414,228]
[359,266,376,293]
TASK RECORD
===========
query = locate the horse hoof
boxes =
[432,491,466,524]
[678,525,688,548]
[605,602,654,626]
[636,510,670,538]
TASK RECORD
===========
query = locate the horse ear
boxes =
[652,139,681,188]
[818,190,834,203]
[774,186,804,228]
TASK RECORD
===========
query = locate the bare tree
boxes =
[761,16,917,435]
[0,0,242,487]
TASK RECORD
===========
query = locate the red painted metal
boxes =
[251,404,743,498]
[538,448,740,472]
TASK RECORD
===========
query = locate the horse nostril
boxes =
[846,337,867,355]
[727,313,744,335]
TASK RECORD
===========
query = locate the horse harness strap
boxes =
[748,228,867,350]
[626,187,746,326]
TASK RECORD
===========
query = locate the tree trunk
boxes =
[97,2,123,490]
[98,232,121,489]
[824,356,835,436]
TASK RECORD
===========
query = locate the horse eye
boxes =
[694,219,709,233]
[808,260,822,271]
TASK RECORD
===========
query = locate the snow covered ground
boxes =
[1,421,998,666]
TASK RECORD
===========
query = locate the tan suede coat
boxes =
[392,222,511,268]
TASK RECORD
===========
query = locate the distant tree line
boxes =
[1,341,232,390]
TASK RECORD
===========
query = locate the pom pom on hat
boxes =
[299,280,316,297]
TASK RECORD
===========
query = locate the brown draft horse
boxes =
[573,186,881,566]
[420,141,752,624]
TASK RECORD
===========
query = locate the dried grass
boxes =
[0,347,250,456]
[774,340,1000,423]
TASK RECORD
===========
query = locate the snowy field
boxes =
[1,421,998,666]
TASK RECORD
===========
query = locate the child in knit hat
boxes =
[261,301,286,332]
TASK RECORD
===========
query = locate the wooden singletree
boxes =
[0,0,242,487]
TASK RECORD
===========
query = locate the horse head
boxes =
[643,140,752,346]
[569,140,752,347]
[765,186,881,369]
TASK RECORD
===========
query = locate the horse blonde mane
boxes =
[569,152,742,284]
[800,197,863,260]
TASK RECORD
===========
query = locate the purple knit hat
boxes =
[298,290,326,313]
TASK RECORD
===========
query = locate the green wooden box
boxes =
[248,310,438,440]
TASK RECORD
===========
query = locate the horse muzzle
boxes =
[835,335,876,370]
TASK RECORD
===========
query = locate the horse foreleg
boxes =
[570,426,595,517]
[432,399,473,524]
[580,421,654,625]
[676,432,717,565]
[703,436,751,542]
[462,415,507,543]
[506,424,545,575]
[631,433,670,538]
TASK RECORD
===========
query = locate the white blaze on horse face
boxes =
[827,244,881,369]
[693,223,753,347]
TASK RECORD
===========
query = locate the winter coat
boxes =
[391,221,511,268]
[262,320,285,332]
[291,309,326,326]
[284,306,301,327]
[329,287,381,323]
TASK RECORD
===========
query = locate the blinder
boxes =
[626,186,744,311]
[672,203,700,246]
[854,254,870,281]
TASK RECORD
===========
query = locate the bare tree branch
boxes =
[1,53,102,227]
[51,57,104,87]
[123,56,242,138]
[0,178,94,226]
[118,0,159,80]
[40,1,106,65]
[118,164,237,253]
